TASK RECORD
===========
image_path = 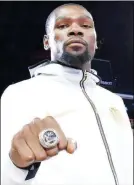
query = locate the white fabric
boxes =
[1,63,133,185]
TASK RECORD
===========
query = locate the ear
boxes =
[95,41,98,49]
[43,35,50,50]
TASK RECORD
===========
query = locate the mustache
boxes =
[64,37,88,47]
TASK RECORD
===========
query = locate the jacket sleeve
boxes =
[118,96,133,130]
[1,85,33,185]
[117,96,133,184]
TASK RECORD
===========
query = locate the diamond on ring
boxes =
[39,129,59,149]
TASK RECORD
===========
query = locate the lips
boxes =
[66,39,86,46]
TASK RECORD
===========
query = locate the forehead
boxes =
[47,5,93,33]
[55,5,93,22]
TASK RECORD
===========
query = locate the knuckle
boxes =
[32,117,41,124]
[36,153,47,161]
[43,116,60,129]
[42,116,54,128]
[44,116,54,122]
[22,124,30,131]
[22,154,35,162]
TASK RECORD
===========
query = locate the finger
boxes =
[30,120,59,157]
[22,125,47,161]
[66,138,77,154]
[46,146,59,157]
[36,116,67,150]
[39,116,61,131]
[31,117,42,135]
[10,148,34,168]
[58,137,68,150]
[11,133,35,167]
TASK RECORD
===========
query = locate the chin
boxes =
[67,50,85,57]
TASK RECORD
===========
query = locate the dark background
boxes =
[0,1,133,120]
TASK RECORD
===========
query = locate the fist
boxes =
[9,116,76,168]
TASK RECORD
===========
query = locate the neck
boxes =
[51,52,91,72]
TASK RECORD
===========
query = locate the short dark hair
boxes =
[45,3,89,34]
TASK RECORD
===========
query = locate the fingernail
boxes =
[71,139,77,150]
[67,138,77,154]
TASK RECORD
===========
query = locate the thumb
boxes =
[66,138,77,154]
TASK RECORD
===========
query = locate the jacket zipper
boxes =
[80,70,119,185]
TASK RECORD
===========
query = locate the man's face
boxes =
[47,5,97,61]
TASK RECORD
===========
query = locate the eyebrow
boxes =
[55,15,93,22]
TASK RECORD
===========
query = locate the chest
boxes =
[17,83,132,185]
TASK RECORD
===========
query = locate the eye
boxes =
[82,24,92,28]
[57,24,69,29]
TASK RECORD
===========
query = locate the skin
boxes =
[10,117,76,168]
[44,5,97,70]
[10,4,96,168]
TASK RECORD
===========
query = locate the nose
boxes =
[67,24,84,37]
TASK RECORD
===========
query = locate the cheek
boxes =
[86,30,97,55]
[88,35,96,54]
[48,32,63,51]
[54,32,67,52]
[49,32,66,53]
[54,31,66,42]
[55,34,62,41]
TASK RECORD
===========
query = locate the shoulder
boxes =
[1,75,50,100]
[1,76,48,108]
[95,85,125,108]
[1,78,33,99]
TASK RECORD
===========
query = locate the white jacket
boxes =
[1,63,133,185]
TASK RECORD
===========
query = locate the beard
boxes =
[57,44,92,70]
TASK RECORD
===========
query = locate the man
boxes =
[1,3,133,185]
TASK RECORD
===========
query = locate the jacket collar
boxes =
[29,61,99,87]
